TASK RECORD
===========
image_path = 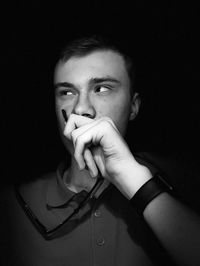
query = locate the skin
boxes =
[53,49,200,266]
[55,50,136,139]
[54,50,151,196]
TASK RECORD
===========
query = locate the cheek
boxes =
[55,107,74,153]
[55,100,74,121]
[99,99,131,135]
[113,106,130,134]
[55,106,67,133]
[113,96,131,133]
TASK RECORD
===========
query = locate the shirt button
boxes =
[94,210,101,217]
[96,237,105,246]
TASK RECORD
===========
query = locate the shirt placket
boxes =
[90,200,118,266]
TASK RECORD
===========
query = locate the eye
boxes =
[58,89,75,96]
[95,86,111,93]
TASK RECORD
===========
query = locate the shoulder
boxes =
[19,171,57,198]
[0,171,57,208]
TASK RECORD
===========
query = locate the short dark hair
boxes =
[58,35,136,95]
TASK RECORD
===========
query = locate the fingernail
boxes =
[79,162,85,171]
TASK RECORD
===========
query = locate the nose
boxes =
[73,93,96,119]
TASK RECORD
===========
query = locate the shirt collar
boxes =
[46,154,158,208]
[46,162,75,208]
[46,161,110,208]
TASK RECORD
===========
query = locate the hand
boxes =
[64,114,152,198]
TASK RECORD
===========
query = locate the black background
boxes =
[2,1,200,197]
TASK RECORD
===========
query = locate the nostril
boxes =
[82,113,94,118]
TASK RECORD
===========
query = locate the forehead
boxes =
[54,50,130,86]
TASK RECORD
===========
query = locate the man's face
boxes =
[54,50,139,152]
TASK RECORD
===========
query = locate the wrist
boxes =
[113,160,153,200]
[130,173,173,217]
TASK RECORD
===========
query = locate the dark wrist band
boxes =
[130,173,173,217]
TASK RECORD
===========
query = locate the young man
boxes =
[1,36,200,266]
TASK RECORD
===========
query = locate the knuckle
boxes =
[67,113,76,125]
[69,113,76,120]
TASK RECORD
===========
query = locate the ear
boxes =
[129,92,141,121]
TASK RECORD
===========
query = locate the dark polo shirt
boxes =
[1,159,172,266]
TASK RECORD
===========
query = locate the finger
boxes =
[70,119,101,148]
[64,114,93,140]
[93,147,107,178]
[71,117,117,148]
[83,149,98,178]
[74,126,101,170]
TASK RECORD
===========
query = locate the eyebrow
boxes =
[89,76,121,86]
[54,76,121,90]
[54,82,75,90]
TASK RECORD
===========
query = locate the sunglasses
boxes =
[15,177,105,240]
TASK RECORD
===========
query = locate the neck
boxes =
[63,157,98,193]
